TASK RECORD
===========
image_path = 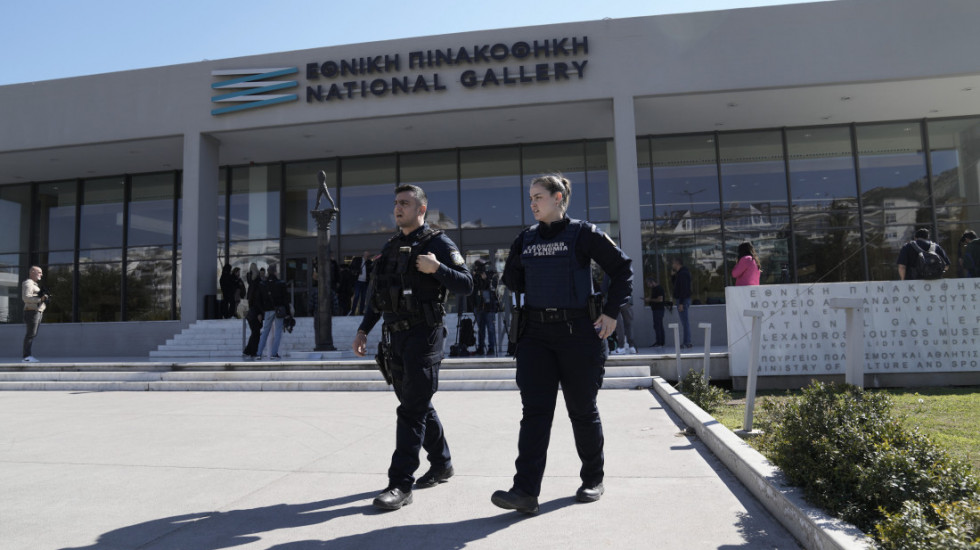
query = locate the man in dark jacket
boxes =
[897,228,950,280]
[256,264,289,360]
[671,257,693,348]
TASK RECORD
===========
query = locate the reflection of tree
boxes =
[43,267,74,323]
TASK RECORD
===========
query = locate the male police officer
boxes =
[353,184,473,511]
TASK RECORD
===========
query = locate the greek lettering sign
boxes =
[725,281,980,377]
[211,36,589,115]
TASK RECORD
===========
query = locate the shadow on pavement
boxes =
[60,492,575,550]
[60,491,377,550]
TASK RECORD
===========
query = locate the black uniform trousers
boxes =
[386,322,451,492]
[513,315,606,497]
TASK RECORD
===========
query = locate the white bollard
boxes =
[698,322,712,382]
[743,310,764,432]
[828,298,865,388]
[668,322,681,381]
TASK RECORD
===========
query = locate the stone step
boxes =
[0,366,652,391]
[0,366,649,383]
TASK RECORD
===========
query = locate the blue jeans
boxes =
[678,297,692,346]
[351,281,368,315]
[257,311,283,357]
[476,311,496,353]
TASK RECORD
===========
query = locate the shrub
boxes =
[676,369,730,414]
[875,499,980,550]
[755,381,979,535]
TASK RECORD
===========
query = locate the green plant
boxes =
[755,381,979,534]
[875,499,980,550]
[675,369,730,414]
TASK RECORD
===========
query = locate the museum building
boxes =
[1,0,979,355]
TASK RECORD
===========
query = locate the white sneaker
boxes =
[22,356,39,363]
[627,346,637,354]
[611,348,626,355]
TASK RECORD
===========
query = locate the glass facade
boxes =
[638,116,980,305]
[3,116,980,324]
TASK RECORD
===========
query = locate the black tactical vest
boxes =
[520,220,593,310]
[368,227,447,316]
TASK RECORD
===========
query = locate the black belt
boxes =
[525,308,587,323]
[386,317,442,333]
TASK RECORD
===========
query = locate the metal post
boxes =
[743,310,764,432]
[668,322,681,381]
[829,298,865,387]
[698,322,712,382]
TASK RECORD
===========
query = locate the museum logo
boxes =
[210,67,299,115]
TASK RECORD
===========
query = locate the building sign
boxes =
[210,68,299,115]
[211,36,589,115]
[725,281,980,377]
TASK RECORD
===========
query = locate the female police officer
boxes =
[491,174,632,514]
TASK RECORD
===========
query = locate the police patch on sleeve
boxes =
[450,250,465,266]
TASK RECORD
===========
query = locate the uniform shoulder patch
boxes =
[450,250,465,266]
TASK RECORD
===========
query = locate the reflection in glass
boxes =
[285,160,335,238]
[586,141,611,222]
[647,228,725,304]
[461,147,521,228]
[0,185,31,255]
[129,173,176,247]
[651,135,720,220]
[724,219,791,285]
[230,164,281,241]
[79,177,125,250]
[0,253,26,323]
[857,123,928,280]
[719,130,788,208]
[40,264,74,323]
[127,253,175,321]
[637,139,653,220]
[229,240,280,258]
[786,126,865,282]
[400,151,458,230]
[37,181,77,252]
[339,155,396,235]
[928,117,980,275]
[79,262,122,322]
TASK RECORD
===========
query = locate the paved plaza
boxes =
[0,389,801,549]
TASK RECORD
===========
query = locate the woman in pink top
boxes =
[732,242,761,286]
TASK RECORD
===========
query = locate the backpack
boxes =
[459,316,476,347]
[910,240,944,280]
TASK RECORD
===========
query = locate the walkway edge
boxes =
[650,376,873,550]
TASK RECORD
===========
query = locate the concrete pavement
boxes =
[0,388,802,549]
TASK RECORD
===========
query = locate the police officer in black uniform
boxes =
[491,173,632,514]
[352,184,473,511]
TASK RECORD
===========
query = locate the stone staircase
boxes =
[0,316,721,391]
[0,362,653,391]
[150,316,486,360]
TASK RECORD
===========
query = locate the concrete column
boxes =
[180,132,220,325]
[611,95,650,344]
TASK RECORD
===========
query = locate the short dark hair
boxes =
[914,228,930,240]
[394,184,428,208]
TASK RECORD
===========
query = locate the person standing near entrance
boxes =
[645,277,667,348]
[352,184,473,511]
[491,174,632,514]
[472,257,499,356]
[349,250,373,315]
[671,257,693,349]
[21,266,48,363]
[256,264,289,360]
[242,263,264,360]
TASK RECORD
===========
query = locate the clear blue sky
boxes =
[0,0,825,86]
